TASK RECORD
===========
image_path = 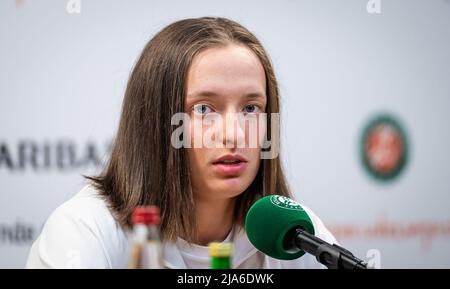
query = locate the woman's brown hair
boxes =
[86,17,291,243]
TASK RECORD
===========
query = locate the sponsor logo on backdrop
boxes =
[0,139,112,172]
[15,0,25,9]
[0,220,35,245]
[328,216,450,252]
[360,114,409,182]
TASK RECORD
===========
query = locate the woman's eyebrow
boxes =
[187,90,266,99]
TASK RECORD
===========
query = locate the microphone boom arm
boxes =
[285,227,368,269]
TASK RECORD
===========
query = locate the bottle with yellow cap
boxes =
[209,242,232,269]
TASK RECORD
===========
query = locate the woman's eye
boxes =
[193,104,212,115]
[244,104,260,113]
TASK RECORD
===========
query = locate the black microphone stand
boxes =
[284,227,368,269]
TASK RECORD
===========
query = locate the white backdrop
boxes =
[1,0,450,268]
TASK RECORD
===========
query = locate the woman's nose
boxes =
[222,112,246,148]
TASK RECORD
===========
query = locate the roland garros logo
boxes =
[360,114,409,181]
[270,195,304,211]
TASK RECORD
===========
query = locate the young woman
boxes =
[26,17,336,269]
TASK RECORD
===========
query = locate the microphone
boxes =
[245,195,368,269]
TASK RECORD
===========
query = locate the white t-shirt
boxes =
[25,185,338,269]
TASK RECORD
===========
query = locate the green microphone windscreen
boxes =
[245,195,315,260]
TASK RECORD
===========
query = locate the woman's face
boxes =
[185,44,267,201]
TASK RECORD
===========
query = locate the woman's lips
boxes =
[212,161,248,175]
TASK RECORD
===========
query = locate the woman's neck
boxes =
[194,195,236,246]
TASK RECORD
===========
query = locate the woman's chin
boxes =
[210,177,250,198]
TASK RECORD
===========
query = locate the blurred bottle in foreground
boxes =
[128,206,163,269]
[209,242,232,269]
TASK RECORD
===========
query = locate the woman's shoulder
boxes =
[51,185,112,220]
[25,185,130,268]
[300,204,338,245]
[42,185,122,236]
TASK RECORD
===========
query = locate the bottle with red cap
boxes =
[128,206,163,269]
